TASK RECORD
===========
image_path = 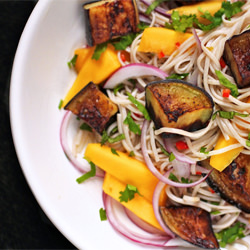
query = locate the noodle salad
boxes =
[59,0,250,249]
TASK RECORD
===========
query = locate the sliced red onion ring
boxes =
[140,0,171,18]
[139,13,152,24]
[141,120,212,188]
[103,63,168,89]
[192,28,202,54]
[164,138,195,165]
[103,192,174,247]
[60,111,104,177]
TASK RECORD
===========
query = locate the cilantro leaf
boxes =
[222,1,245,20]
[160,145,175,162]
[92,42,108,60]
[76,160,96,183]
[215,70,239,97]
[137,22,149,31]
[200,147,209,154]
[166,73,189,80]
[124,111,141,135]
[168,172,179,182]
[101,130,125,145]
[127,92,151,120]
[111,148,119,156]
[67,54,78,68]
[112,33,136,51]
[212,110,249,120]
[58,99,63,110]
[119,184,142,202]
[99,208,107,221]
[145,0,169,15]
[80,123,92,132]
[114,83,124,95]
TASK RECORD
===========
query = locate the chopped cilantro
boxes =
[246,140,250,147]
[215,70,239,97]
[166,73,189,80]
[127,92,151,120]
[210,210,221,215]
[168,172,179,182]
[160,145,175,162]
[110,126,118,135]
[67,54,78,68]
[113,83,124,95]
[212,110,249,120]
[99,208,107,221]
[129,151,135,157]
[101,130,125,145]
[215,222,245,248]
[200,147,209,154]
[145,0,169,15]
[181,177,192,184]
[124,111,141,135]
[80,123,92,132]
[166,11,197,32]
[111,148,119,156]
[222,1,245,20]
[119,184,142,202]
[169,152,175,162]
[76,160,96,183]
[112,33,137,51]
[58,99,63,110]
[137,22,149,31]
[92,42,108,60]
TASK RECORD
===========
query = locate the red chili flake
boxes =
[120,51,126,62]
[175,42,181,48]
[219,57,226,68]
[209,187,215,194]
[222,88,231,98]
[176,141,189,151]
[158,51,165,59]
[196,171,202,175]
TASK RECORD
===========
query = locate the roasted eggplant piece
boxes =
[160,205,219,249]
[64,82,118,134]
[83,0,139,46]
[223,29,250,88]
[201,153,250,213]
[145,80,214,135]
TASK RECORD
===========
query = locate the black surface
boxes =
[0,1,75,249]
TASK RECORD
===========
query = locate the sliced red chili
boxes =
[222,88,231,97]
[219,57,226,69]
[176,141,188,151]
[158,51,165,59]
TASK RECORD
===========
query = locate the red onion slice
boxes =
[103,63,168,89]
[60,111,104,177]
[141,120,212,188]
[140,0,171,18]
[103,192,174,247]
[192,28,202,54]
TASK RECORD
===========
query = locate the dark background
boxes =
[0,1,75,248]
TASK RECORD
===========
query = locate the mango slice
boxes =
[167,0,224,25]
[63,44,121,107]
[210,134,243,172]
[137,27,192,56]
[74,47,95,73]
[103,173,164,231]
[84,143,159,202]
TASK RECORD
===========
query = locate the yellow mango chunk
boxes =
[137,27,192,56]
[63,44,121,107]
[74,47,95,73]
[167,0,224,25]
[103,174,164,231]
[84,143,159,202]
[210,134,243,172]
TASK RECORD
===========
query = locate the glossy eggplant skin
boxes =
[64,82,118,134]
[223,29,250,88]
[160,206,219,249]
[145,80,214,136]
[83,0,139,46]
[201,154,250,213]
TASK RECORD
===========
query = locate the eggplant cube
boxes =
[145,80,214,135]
[83,0,139,46]
[64,82,118,134]
[223,30,250,88]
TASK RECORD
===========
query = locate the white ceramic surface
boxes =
[9,0,250,249]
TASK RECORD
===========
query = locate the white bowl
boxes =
[9,0,250,249]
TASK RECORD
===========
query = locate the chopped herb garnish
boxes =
[101,130,109,145]
[101,130,125,145]
[181,177,192,184]
[137,22,149,31]
[168,172,179,182]
[169,152,175,162]
[215,70,239,97]
[160,145,175,162]
[80,123,92,132]
[99,208,107,221]
[127,92,151,120]
[215,222,245,248]
[111,148,119,156]
[166,73,189,80]
[200,147,209,154]
[58,99,63,110]
[246,140,250,147]
[222,1,245,20]
[112,33,137,51]
[119,184,142,202]
[166,11,197,32]
[113,83,124,95]
[129,151,135,157]
[92,42,108,60]
[76,160,96,183]
[110,126,118,135]
[67,54,78,68]
[212,110,249,120]
[124,111,141,135]
[145,0,169,15]
[210,210,221,215]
